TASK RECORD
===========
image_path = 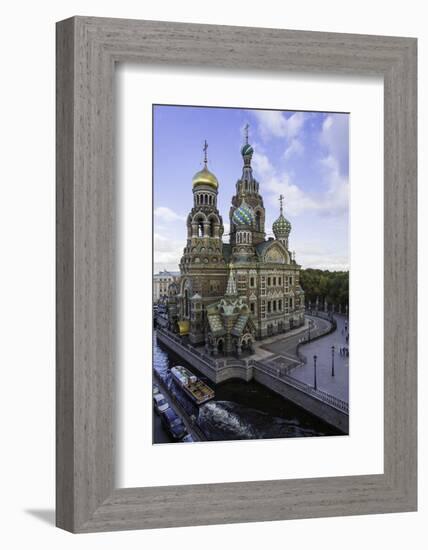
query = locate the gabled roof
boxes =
[207,313,226,337]
[231,314,249,337]
[255,239,289,261]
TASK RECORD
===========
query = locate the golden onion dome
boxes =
[192,166,219,190]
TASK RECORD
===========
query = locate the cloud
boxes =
[250,117,349,219]
[252,110,306,140]
[298,252,349,271]
[154,232,183,270]
[320,114,349,176]
[292,241,349,271]
[154,206,185,222]
[284,138,304,160]
[252,148,348,218]
[252,150,274,178]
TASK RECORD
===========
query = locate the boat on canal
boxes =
[171,365,214,405]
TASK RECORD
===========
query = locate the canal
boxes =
[153,332,343,443]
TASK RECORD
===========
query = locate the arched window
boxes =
[197,219,204,237]
[256,211,262,232]
[184,289,189,317]
[209,218,215,237]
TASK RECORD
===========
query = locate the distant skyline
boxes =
[153,105,349,273]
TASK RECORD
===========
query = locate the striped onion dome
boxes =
[273,213,291,239]
[232,197,255,227]
[241,143,254,156]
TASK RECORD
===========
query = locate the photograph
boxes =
[0,2,418,542]
[152,104,350,444]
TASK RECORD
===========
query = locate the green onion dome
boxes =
[232,197,255,226]
[273,213,291,239]
[241,143,254,157]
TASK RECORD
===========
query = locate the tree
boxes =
[300,269,349,310]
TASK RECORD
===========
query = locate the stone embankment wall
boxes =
[156,329,348,433]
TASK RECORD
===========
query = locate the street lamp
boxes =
[331,345,335,377]
[313,355,317,390]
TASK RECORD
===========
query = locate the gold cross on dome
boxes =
[244,123,249,144]
[203,140,208,166]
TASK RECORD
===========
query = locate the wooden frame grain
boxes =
[56,16,417,533]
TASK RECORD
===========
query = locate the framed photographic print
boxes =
[56,17,417,532]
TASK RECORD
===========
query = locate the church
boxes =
[167,127,305,357]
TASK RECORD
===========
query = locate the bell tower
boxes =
[230,124,266,246]
[180,140,225,274]
[178,141,228,344]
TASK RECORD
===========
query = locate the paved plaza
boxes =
[290,315,349,402]
[257,314,349,403]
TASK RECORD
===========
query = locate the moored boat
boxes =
[171,365,214,405]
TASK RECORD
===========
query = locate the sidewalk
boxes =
[251,318,310,361]
[289,315,349,402]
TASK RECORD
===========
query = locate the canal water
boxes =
[153,333,342,443]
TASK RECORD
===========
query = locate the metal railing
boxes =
[249,358,348,414]
[156,327,217,370]
[157,327,348,414]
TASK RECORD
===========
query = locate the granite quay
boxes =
[156,316,348,433]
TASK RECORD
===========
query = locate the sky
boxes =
[153,105,349,274]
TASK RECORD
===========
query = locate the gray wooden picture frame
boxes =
[56,16,417,533]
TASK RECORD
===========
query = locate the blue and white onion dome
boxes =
[232,196,255,227]
[272,211,291,239]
